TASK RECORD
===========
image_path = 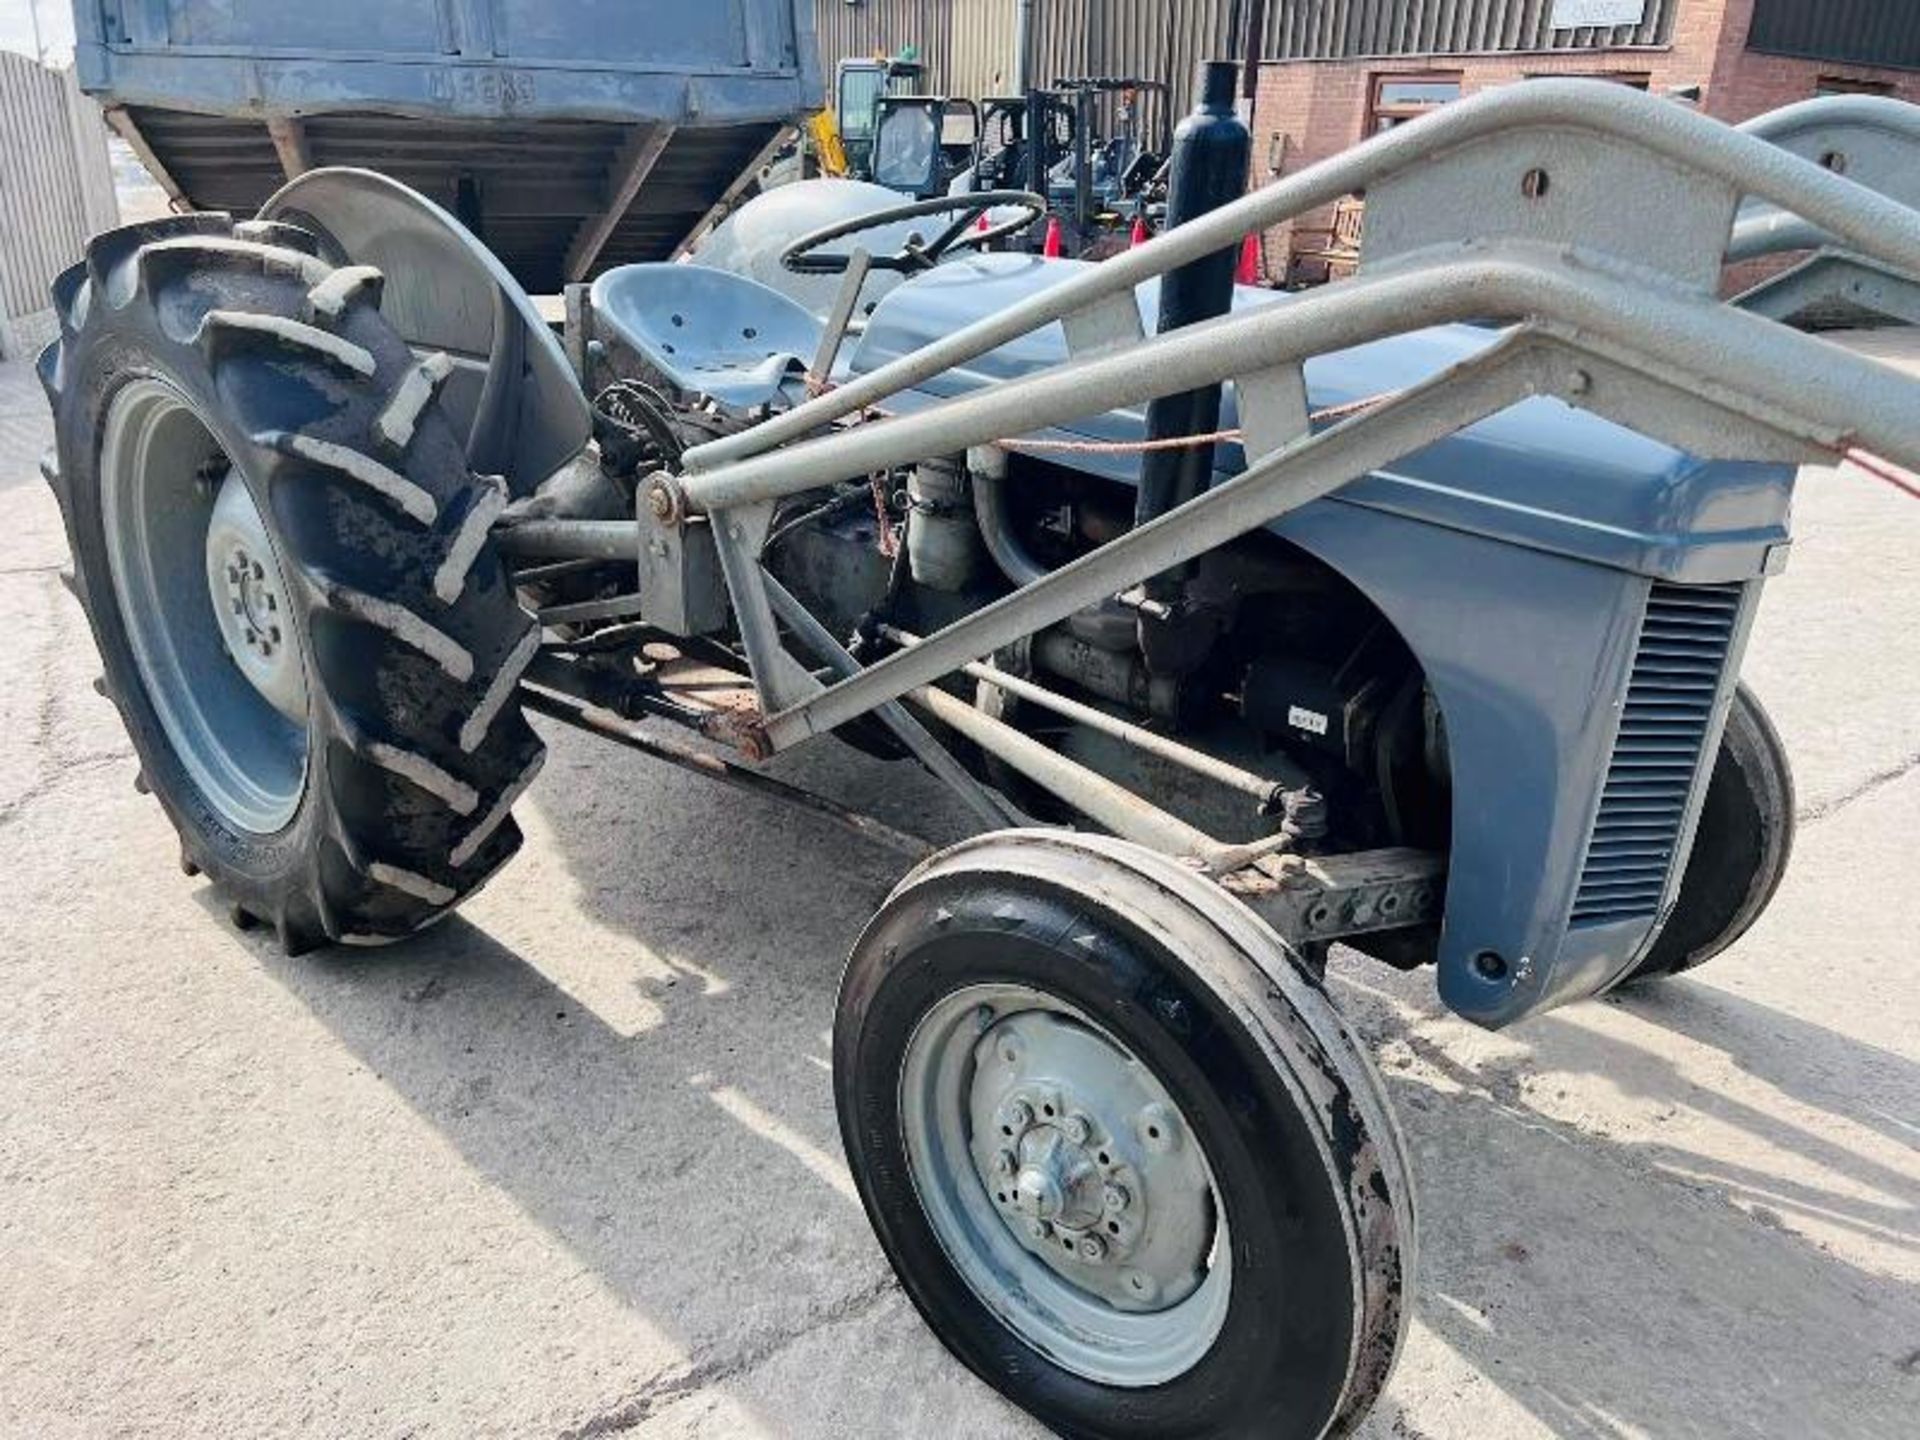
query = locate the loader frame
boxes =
[507,81,1920,1023]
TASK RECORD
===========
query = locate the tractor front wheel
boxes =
[1623,683,1795,984]
[835,830,1413,1439]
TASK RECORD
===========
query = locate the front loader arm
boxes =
[630,80,1920,1026]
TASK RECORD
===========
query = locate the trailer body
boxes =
[71,0,820,290]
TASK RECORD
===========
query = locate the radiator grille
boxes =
[1571,582,1743,928]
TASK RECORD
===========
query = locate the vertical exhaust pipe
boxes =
[1133,60,1250,675]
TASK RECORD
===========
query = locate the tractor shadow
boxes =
[244,718,1918,1437]
[233,718,1032,1434]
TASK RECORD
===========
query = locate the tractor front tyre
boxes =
[39,216,546,953]
[836,831,1414,1439]
[1623,683,1795,984]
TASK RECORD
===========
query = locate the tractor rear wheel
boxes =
[39,216,545,952]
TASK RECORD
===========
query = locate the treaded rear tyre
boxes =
[39,215,545,952]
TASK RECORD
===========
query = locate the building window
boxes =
[1816,76,1895,97]
[1368,74,1463,134]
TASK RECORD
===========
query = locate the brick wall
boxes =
[1249,0,1920,283]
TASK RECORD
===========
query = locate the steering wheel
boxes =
[781,191,1048,276]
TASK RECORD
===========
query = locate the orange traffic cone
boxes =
[1129,213,1152,248]
[1236,233,1262,285]
[1042,215,1065,259]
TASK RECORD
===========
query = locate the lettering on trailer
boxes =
[1550,0,1649,27]
[428,68,538,110]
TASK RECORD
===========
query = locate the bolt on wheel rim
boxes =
[899,982,1231,1387]
[101,378,310,835]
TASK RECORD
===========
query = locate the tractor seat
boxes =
[590,264,826,410]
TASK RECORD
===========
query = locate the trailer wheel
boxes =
[836,831,1412,1439]
[1623,683,1794,984]
[38,216,545,952]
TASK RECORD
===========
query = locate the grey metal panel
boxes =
[1276,496,1653,1025]
[1256,0,1678,60]
[949,0,1022,98]
[0,54,118,355]
[813,0,955,100]
[1748,0,1920,73]
[76,3,819,122]
[71,1,817,294]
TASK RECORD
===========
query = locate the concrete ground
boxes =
[1,335,1917,1440]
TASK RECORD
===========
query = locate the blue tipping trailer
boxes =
[71,1,821,291]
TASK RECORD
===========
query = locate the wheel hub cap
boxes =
[899,983,1232,1388]
[968,1008,1213,1313]
[205,467,307,724]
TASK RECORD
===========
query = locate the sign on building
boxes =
[1551,0,1649,26]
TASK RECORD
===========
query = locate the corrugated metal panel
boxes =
[0,55,118,358]
[1027,0,1235,132]
[812,0,956,101]
[949,0,1021,98]
[1748,0,1920,73]
[1257,0,1678,60]
[814,0,1242,120]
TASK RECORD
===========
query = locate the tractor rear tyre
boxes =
[835,831,1413,1439]
[39,216,545,952]
[1622,683,1795,984]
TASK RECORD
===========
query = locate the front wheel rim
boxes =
[898,982,1232,1388]
[100,377,311,836]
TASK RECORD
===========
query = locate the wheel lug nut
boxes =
[1026,1219,1050,1242]
[1062,1113,1092,1146]
[1103,1184,1130,1214]
[992,1149,1017,1178]
[998,1099,1032,1136]
[1077,1234,1107,1265]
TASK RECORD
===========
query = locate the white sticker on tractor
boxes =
[1288,705,1330,737]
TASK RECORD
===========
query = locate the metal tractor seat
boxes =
[590,264,826,411]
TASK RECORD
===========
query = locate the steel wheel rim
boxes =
[899,981,1232,1388]
[101,377,310,835]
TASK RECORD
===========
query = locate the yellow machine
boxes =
[807,109,849,178]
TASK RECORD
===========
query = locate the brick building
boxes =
[1250,0,1920,281]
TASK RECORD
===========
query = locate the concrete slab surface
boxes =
[1,331,1916,1440]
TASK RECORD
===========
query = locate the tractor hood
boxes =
[850,253,1794,584]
